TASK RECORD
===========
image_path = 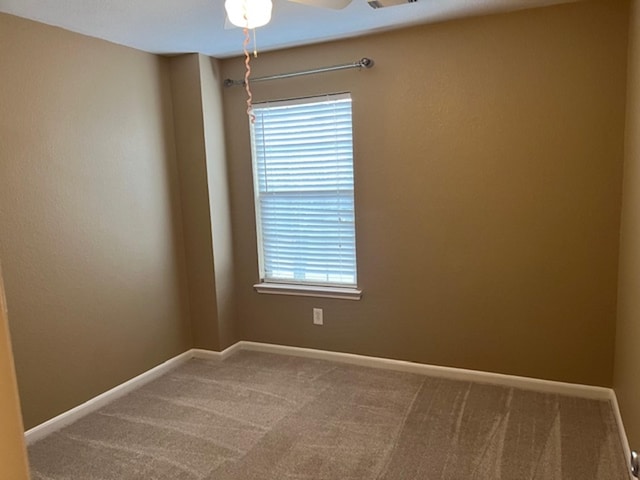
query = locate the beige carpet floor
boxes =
[28,350,629,479]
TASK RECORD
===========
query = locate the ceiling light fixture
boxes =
[224,0,273,29]
[224,0,273,123]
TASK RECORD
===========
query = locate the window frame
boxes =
[249,93,362,300]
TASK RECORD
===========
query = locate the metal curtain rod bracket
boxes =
[223,57,374,87]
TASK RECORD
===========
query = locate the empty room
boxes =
[2,0,640,478]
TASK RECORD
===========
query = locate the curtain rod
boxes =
[223,57,374,88]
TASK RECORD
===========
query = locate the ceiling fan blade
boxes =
[289,0,353,10]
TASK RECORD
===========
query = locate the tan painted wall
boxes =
[169,54,220,350]
[221,0,628,386]
[0,266,30,479]
[0,13,192,429]
[615,0,640,451]
[200,55,238,349]
[168,54,237,350]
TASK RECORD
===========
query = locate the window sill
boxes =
[253,283,362,300]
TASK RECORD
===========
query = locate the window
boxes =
[250,93,360,300]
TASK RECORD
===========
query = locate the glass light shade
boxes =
[225,0,273,29]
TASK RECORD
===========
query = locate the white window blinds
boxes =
[250,93,357,287]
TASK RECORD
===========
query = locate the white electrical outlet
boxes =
[313,308,323,325]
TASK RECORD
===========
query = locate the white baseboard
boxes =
[191,342,241,361]
[25,349,211,445]
[236,341,632,476]
[190,348,222,360]
[26,339,629,460]
[610,390,634,479]
[237,341,612,400]
[25,342,243,445]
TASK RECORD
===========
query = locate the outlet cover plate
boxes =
[313,308,323,325]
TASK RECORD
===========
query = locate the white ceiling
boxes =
[0,0,580,58]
